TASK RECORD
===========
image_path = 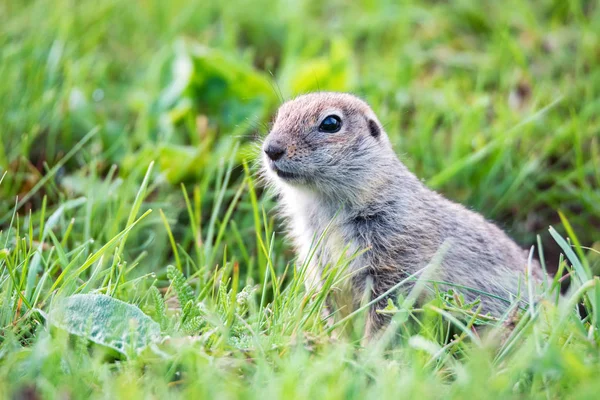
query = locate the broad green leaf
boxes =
[283,37,355,95]
[176,41,278,133]
[44,294,161,356]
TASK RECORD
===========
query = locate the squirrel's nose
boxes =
[264,143,286,161]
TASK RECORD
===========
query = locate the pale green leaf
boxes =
[44,294,161,356]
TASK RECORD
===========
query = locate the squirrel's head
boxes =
[262,92,395,200]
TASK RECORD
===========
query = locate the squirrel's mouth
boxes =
[273,166,301,180]
[268,162,304,181]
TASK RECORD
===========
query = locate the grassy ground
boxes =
[1,0,600,398]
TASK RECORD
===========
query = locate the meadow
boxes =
[1,0,600,398]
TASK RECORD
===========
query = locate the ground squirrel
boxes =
[261,92,544,338]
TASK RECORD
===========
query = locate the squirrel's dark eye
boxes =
[318,115,342,133]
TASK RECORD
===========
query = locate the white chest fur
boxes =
[279,186,362,293]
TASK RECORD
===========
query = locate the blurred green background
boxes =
[2,0,599,262]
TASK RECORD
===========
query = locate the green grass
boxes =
[1,0,600,398]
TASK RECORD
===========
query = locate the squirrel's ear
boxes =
[367,119,381,138]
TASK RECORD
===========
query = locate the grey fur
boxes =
[261,92,543,337]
